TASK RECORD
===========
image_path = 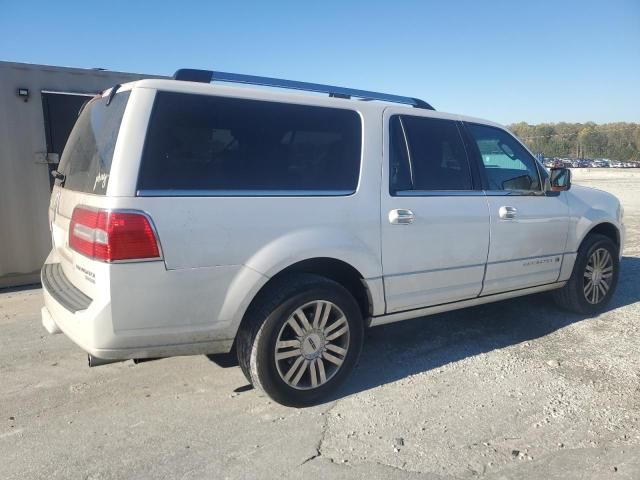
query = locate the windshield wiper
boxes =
[106,84,121,106]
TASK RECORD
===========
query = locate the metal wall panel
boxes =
[0,61,161,287]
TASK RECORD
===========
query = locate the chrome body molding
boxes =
[370,281,566,327]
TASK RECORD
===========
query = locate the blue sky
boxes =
[1,0,638,124]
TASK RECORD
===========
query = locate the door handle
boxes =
[389,209,415,225]
[499,206,518,220]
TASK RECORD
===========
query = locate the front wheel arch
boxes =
[579,222,620,254]
[554,232,619,314]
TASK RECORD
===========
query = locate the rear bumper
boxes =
[41,256,235,360]
[41,263,92,313]
[41,306,62,334]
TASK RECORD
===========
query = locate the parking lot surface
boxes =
[2,169,639,480]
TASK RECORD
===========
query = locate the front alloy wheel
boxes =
[583,248,614,304]
[553,233,619,314]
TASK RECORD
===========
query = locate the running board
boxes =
[370,282,565,327]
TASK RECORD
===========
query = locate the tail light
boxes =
[69,207,161,262]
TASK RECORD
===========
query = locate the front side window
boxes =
[138,92,362,194]
[465,123,541,192]
[389,115,472,194]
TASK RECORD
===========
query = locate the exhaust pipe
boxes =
[87,354,126,368]
[133,357,163,365]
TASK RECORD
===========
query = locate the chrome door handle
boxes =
[389,209,415,225]
[499,206,518,219]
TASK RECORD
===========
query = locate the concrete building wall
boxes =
[0,61,160,287]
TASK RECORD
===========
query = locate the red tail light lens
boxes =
[69,207,161,262]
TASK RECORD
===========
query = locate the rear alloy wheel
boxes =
[553,233,619,314]
[237,274,363,407]
[274,300,350,390]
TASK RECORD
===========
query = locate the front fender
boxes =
[567,185,623,252]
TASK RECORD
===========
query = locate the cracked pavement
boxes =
[1,169,639,479]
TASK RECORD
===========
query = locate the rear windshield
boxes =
[137,92,362,194]
[58,91,130,195]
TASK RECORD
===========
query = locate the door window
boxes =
[465,123,541,192]
[389,115,473,194]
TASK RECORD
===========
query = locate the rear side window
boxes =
[138,92,362,194]
[58,92,130,195]
[390,115,472,194]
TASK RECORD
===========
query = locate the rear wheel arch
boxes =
[233,266,368,404]
[239,258,372,335]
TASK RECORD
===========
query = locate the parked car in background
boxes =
[41,69,625,406]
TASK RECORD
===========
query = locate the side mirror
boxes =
[549,167,571,192]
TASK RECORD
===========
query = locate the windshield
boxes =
[58,91,130,195]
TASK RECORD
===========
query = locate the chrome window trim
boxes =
[397,116,415,188]
[389,189,550,197]
[136,189,356,198]
[484,190,546,197]
[394,190,485,197]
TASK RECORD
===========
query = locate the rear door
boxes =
[381,111,490,313]
[463,122,569,294]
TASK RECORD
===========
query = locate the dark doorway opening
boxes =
[41,91,95,190]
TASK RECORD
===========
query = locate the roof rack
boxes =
[173,68,434,110]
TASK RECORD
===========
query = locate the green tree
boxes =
[508,122,639,162]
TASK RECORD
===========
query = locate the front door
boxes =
[381,111,490,313]
[463,122,569,295]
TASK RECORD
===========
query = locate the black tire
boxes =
[553,233,619,314]
[235,273,364,407]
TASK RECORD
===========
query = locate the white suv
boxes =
[42,69,624,406]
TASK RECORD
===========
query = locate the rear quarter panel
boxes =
[104,92,384,339]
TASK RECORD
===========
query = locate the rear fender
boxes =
[218,227,383,338]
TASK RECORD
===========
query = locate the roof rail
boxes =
[173,69,434,110]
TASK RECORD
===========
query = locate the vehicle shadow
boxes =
[328,255,640,402]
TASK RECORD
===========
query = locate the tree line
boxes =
[508,122,640,161]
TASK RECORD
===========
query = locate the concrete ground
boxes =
[2,169,639,480]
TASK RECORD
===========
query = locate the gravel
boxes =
[1,169,639,479]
